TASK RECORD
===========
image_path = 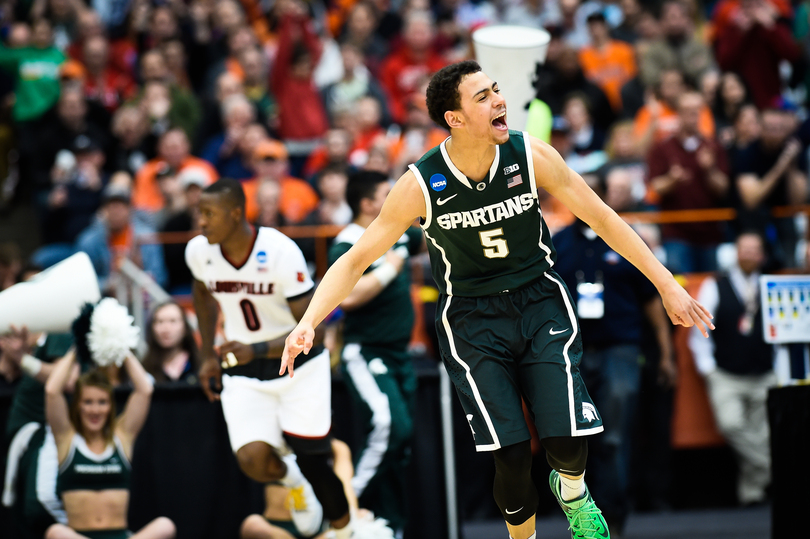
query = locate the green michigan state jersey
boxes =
[410,130,556,297]
[330,225,422,347]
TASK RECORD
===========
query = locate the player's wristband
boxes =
[250,341,270,359]
[372,262,398,287]
[20,354,43,377]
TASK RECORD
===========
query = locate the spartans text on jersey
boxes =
[435,192,534,230]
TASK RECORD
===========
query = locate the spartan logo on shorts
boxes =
[582,403,598,422]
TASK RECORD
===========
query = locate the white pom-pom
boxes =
[87,298,140,367]
[350,512,396,539]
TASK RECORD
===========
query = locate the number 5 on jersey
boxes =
[479,228,509,258]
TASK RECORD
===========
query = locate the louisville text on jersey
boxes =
[435,193,534,230]
[207,281,274,294]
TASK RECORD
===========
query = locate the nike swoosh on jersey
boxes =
[437,194,458,205]
[549,328,570,335]
[505,507,524,515]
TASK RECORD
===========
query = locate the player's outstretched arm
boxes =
[529,136,715,337]
[281,171,425,377]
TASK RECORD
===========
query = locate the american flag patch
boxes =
[507,174,523,188]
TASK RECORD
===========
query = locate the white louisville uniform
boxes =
[185,227,331,453]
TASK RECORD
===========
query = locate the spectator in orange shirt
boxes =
[579,12,637,112]
[132,128,218,212]
[633,68,715,154]
[243,140,320,224]
[379,10,446,125]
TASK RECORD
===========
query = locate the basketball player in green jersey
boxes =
[281,61,714,539]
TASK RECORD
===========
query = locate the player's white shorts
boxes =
[220,349,331,453]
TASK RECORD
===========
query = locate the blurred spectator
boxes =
[379,10,446,125]
[70,9,136,75]
[611,0,644,43]
[161,167,207,294]
[0,242,22,291]
[37,85,109,197]
[237,46,277,132]
[195,71,245,152]
[80,34,136,112]
[270,0,330,173]
[646,91,730,274]
[200,94,259,179]
[391,93,448,176]
[560,93,608,175]
[727,104,762,158]
[0,18,66,200]
[132,128,217,213]
[340,1,389,75]
[734,107,808,268]
[253,179,287,228]
[713,72,751,147]
[110,104,157,176]
[0,17,64,125]
[243,139,320,224]
[688,231,775,505]
[587,120,648,208]
[134,49,201,139]
[161,38,192,90]
[639,0,714,88]
[346,96,388,165]
[42,135,107,245]
[32,0,84,51]
[75,182,168,291]
[322,42,390,126]
[535,44,616,131]
[295,165,352,263]
[501,0,562,29]
[715,0,803,109]
[142,300,200,384]
[558,0,622,49]
[633,68,715,154]
[302,128,355,181]
[579,11,637,112]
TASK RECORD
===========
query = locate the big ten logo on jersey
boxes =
[503,163,519,175]
[430,173,447,192]
[256,250,268,272]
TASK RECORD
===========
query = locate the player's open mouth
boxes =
[492,110,507,131]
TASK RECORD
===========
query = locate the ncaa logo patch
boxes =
[256,251,267,264]
[430,173,447,192]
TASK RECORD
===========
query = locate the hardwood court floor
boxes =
[462,505,771,539]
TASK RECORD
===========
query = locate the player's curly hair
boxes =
[426,60,482,131]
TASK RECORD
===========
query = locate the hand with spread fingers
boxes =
[660,280,715,337]
[280,322,314,378]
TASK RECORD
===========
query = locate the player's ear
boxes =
[445,110,464,130]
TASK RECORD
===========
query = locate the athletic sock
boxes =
[559,473,586,502]
[278,454,305,488]
[332,522,352,539]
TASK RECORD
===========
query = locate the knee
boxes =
[152,517,177,539]
[543,436,588,475]
[240,514,268,539]
[493,440,533,477]
[236,444,283,483]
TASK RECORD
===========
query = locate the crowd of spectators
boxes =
[0,0,805,290]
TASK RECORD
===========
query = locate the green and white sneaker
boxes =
[549,470,610,539]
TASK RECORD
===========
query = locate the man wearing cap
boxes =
[132,128,218,213]
[243,139,320,224]
[75,183,168,292]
